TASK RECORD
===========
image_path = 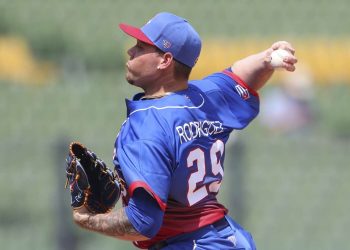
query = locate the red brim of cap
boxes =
[119,23,154,45]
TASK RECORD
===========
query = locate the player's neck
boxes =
[142,79,188,99]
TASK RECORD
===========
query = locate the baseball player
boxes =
[72,12,297,249]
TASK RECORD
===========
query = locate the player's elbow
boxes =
[125,188,165,238]
[125,202,164,239]
[137,213,163,238]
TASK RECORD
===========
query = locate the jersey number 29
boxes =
[186,140,224,206]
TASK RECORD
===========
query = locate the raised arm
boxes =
[232,41,297,91]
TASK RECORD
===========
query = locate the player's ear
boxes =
[158,52,174,70]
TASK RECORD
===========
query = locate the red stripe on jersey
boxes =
[128,181,167,211]
[222,69,259,98]
[134,199,227,249]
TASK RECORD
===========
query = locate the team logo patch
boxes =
[163,39,172,49]
[235,85,250,100]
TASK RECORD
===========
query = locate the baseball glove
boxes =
[65,141,121,213]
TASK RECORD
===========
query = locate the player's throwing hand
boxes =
[266,41,298,71]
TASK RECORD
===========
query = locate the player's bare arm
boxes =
[232,40,297,91]
[72,206,149,241]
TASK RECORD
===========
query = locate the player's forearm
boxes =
[231,50,274,91]
[72,206,149,241]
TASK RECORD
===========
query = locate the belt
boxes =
[149,217,229,250]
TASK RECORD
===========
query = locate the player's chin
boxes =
[125,73,135,85]
[126,77,135,85]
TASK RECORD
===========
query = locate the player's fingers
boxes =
[271,41,296,55]
[285,63,296,72]
[282,59,297,72]
[284,55,298,64]
[264,48,274,63]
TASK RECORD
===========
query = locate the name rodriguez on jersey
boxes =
[176,120,224,144]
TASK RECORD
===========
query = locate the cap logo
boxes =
[163,39,172,49]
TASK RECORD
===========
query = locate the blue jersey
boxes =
[113,69,259,248]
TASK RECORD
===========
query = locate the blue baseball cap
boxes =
[119,12,201,68]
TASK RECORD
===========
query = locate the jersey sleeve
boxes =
[125,188,164,238]
[202,68,260,129]
[116,138,173,211]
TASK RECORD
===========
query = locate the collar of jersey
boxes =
[124,86,204,116]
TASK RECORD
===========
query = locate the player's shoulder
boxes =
[189,70,234,92]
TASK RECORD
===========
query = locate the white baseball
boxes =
[270,49,291,69]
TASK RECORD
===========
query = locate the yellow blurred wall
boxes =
[191,38,350,84]
[0,37,55,85]
[2,36,349,85]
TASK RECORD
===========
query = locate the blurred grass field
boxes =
[0,0,350,250]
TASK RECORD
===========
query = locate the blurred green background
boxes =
[0,0,349,249]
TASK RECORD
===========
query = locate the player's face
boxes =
[125,40,163,89]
